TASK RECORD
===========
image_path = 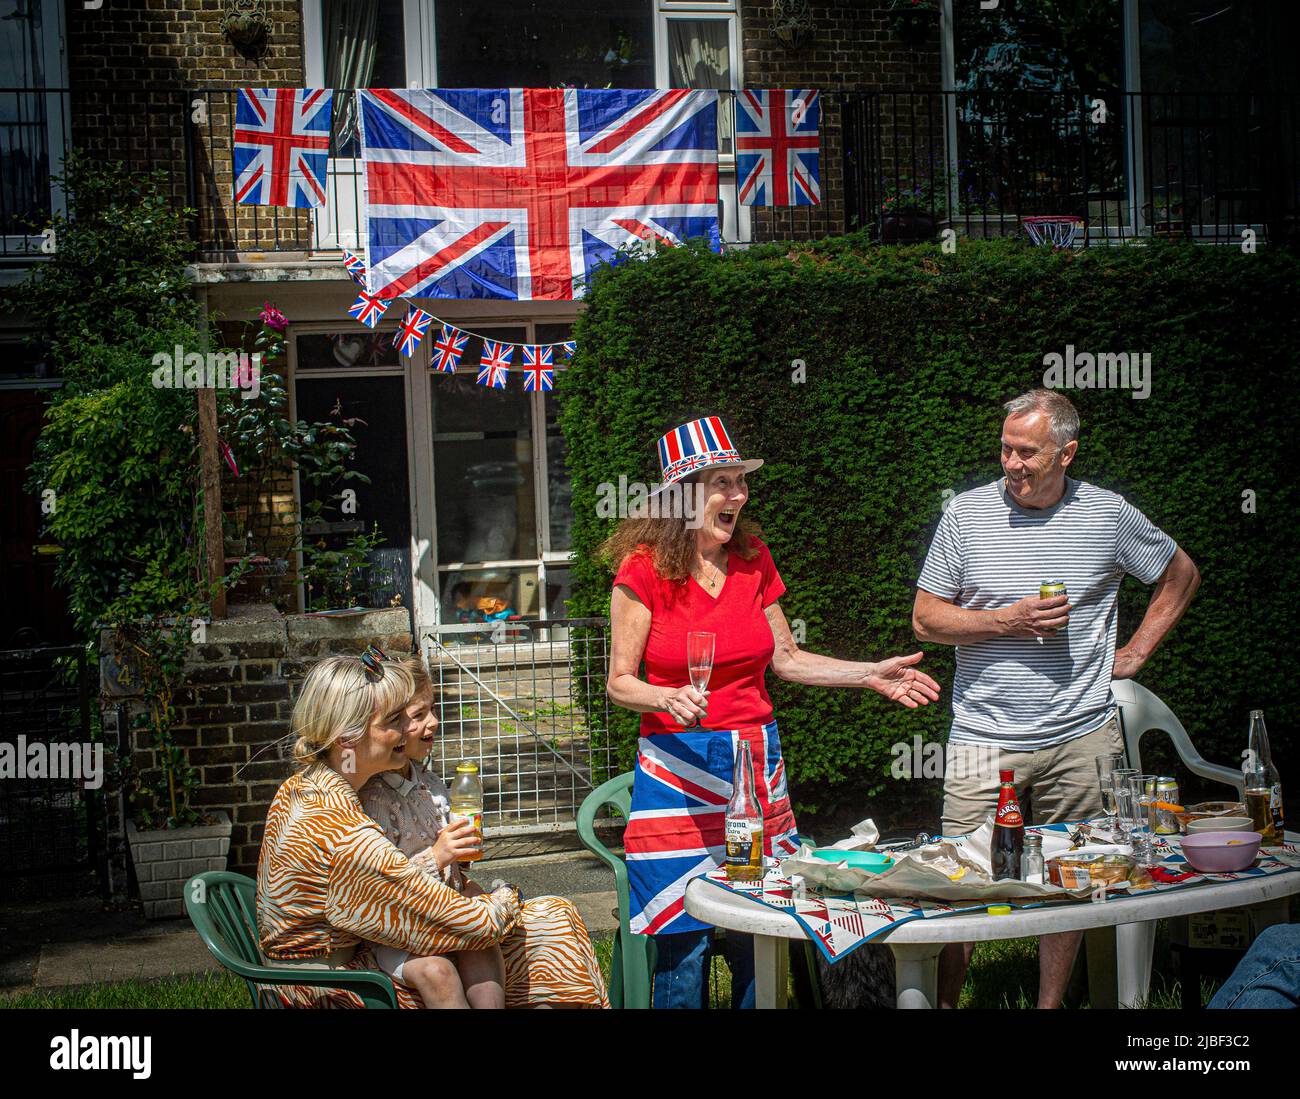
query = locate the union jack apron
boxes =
[625,720,800,936]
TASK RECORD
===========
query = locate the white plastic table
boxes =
[684,838,1300,1009]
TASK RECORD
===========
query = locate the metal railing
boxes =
[4,86,1298,260]
[843,90,1300,244]
[0,645,106,899]
[422,617,616,840]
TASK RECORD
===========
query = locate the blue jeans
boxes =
[1208,924,1300,1009]
[652,929,755,1009]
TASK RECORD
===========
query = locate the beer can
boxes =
[1145,776,1180,834]
[1040,580,1067,633]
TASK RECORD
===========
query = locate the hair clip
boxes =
[360,643,388,680]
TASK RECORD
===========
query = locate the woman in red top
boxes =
[605,417,940,1009]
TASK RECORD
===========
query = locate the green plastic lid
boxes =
[987,905,1013,916]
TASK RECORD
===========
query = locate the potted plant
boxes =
[888,0,940,48]
[1146,192,1192,238]
[115,615,233,919]
[879,171,943,243]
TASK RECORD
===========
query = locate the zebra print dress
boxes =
[257,763,607,1009]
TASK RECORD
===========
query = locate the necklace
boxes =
[695,554,726,592]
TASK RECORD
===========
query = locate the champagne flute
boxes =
[1095,753,1126,831]
[1125,773,1158,866]
[685,631,715,728]
[1110,767,1138,841]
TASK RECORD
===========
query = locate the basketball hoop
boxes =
[1022,215,1085,250]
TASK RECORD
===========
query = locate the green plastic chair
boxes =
[184,870,399,1009]
[577,773,656,1008]
[577,772,823,1009]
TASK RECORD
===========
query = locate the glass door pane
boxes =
[0,0,49,243]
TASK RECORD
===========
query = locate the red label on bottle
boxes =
[996,802,1024,827]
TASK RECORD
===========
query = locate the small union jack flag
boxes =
[234,88,333,209]
[476,340,513,388]
[561,340,577,359]
[521,345,554,392]
[430,324,468,373]
[394,308,434,357]
[348,289,391,328]
[736,89,821,207]
[342,250,367,285]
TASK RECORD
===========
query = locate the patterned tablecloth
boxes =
[697,821,1300,963]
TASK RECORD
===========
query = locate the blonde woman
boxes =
[358,656,607,1008]
[257,648,527,1009]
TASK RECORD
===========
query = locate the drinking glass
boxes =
[1124,773,1158,865]
[1110,768,1138,840]
[1095,753,1126,831]
[685,631,715,728]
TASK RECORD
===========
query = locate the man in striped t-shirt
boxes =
[913,388,1200,1008]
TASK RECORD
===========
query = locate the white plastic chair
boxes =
[1111,679,1244,798]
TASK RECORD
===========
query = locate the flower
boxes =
[260,302,288,333]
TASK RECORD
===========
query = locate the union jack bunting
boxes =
[357,87,721,301]
[656,416,743,486]
[736,89,821,206]
[342,250,368,284]
[476,339,513,388]
[430,324,469,373]
[561,340,577,358]
[348,289,391,328]
[393,308,434,357]
[521,345,554,392]
[622,722,800,936]
[234,88,333,209]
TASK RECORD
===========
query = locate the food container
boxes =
[1180,831,1262,873]
[1048,852,1135,889]
[1186,815,1254,834]
[1175,801,1247,831]
[809,849,894,874]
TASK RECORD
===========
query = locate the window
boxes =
[292,332,412,612]
[433,1,655,88]
[430,320,575,636]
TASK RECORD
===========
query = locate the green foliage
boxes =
[299,523,386,612]
[560,235,1300,824]
[4,154,205,634]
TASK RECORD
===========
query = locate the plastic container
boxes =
[1179,831,1262,873]
[1186,815,1254,834]
[809,849,894,873]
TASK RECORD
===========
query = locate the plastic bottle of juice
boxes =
[448,760,484,863]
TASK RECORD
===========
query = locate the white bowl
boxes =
[1186,816,1254,833]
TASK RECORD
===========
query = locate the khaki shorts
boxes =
[940,716,1124,836]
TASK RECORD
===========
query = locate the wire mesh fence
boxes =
[422,618,616,842]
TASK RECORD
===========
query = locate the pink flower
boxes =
[260,302,288,333]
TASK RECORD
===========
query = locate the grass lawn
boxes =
[1,928,1217,1009]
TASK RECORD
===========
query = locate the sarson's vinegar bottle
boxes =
[725,741,764,881]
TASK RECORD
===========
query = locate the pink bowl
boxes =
[1180,831,1263,873]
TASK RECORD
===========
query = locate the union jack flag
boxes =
[623,722,800,936]
[521,345,554,392]
[348,289,391,328]
[394,308,434,357]
[357,88,721,301]
[342,250,368,285]
[234,88,333,209]
[561,340,577,358]
[476,339,513,388]
[736,89,821,207]
[430,324,468,373]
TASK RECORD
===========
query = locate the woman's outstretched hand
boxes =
[863,652,942,709]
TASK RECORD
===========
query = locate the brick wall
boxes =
[103,606,412,893]
[739,1,942,240]
[66,1,307,252]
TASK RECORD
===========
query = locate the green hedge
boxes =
[558,236,1299,823]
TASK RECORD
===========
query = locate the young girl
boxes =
[358,654,608,1008]
[359,656,508,1008]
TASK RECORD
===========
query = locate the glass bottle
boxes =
[449,760,485,863]
[724,741,764,881]
[1244,710,1284,844]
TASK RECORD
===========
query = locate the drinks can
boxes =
[1040,580,1067,599]
[1145,776,1180,834]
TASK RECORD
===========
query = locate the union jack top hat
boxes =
[652,416,763,493]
